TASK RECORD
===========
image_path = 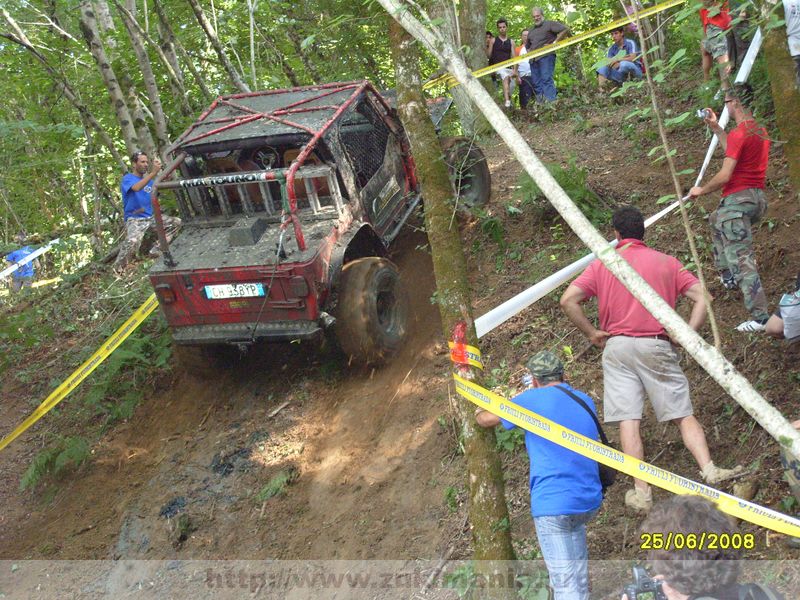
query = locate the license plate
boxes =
[204,283,265,300]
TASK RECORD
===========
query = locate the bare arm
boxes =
[554,27,570,42]
[485,38,493,58]
[688,157,736,198]
[683,282,710,331]
[560,284,610,347]
[475,409,501,428]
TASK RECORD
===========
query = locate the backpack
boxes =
[694,583,784,600]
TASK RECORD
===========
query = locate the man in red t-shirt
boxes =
[561,206,742,512]
[689,83,771,332]
[699,0,732,90]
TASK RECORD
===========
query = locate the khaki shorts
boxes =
[702,24,729,60]
[602,336,693,423]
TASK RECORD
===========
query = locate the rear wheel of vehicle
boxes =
[334,257,408,365]
[442,137,491,208]
[174,344,238,378]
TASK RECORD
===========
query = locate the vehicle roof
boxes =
[171,81,373,153]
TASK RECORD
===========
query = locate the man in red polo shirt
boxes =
[561,206,742,512]
[689,83,771,332]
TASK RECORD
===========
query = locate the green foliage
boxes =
[20,436,90,491]
[255,469,298,502]
[472,207,507,248]
[82,325,172,428]
[517,571,551,600]
[516,156,609,226]
[444,485,459,513]
[443,563,476,598]
[495,427,525,453]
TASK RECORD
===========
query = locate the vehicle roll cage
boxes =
[150,81,395,264]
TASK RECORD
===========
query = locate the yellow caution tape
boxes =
[455,373,800,539]
[0,294,159,452]
[423,0,687,90]
[448,341,484,370]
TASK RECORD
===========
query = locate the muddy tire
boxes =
[442,137,491,208]
[334,257,408,365]
[174,344,237,378]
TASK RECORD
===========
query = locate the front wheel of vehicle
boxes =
[442,137,491,208]
[334,257,408,365]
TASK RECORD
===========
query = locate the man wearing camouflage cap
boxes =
[476,350,602,600]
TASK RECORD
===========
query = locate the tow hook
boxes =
[318,312,336,329]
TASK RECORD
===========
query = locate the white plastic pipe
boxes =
[0,239,59,281]
[475,29,763,338]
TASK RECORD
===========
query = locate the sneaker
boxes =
[148,246,163,258]
[719,271,737,290]
[735,319,767,333]
[625,488,653,512]
[504,100,511,108]
[701,461,744,484]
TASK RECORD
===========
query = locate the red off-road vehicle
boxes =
[148,80,489,365]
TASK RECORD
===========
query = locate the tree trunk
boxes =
[388,15,516,575]
[83,126,105,254]
[119,70,156,156]
[378,0,800,471]
[118,0,170,153]
[186,0,251,93]
[114,0,193,116]
[438,0,490,136]
[153,0,212,103]
[247,0,257,89]
[0,12,125,169]
[78,0,139,154]
[761,0,800,194]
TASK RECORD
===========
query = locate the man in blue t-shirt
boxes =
[596,27,643,90]
[113,150,181,273]
[5,232,37,293]
[476,350,602,600]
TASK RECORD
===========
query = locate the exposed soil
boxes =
[1,88,799,596]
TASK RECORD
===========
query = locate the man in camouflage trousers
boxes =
[689,83,771,332]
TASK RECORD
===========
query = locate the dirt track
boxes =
[0,228,469,562]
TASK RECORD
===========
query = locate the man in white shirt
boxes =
[516,30,535,108]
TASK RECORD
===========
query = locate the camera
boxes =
[696,108,711,119]
[623,565,667,600]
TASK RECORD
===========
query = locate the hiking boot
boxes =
[735,319,767,333]
[701,461,744,484]
[719,271,737,290]
[625,488,653,512]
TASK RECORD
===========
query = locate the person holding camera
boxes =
[475,350,602,600]
[113,150,181,273]
[625,495,784,600]
[688,83,771,333]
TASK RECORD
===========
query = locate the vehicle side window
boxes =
[338,100,390,188]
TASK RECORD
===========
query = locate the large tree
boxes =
[388,13,516,583]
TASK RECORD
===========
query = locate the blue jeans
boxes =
[534,509,598,600]
[529,53,557,102]
[519,75,534,108]
[597,61,642,83]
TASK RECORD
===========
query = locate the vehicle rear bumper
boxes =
[172,320,322,345]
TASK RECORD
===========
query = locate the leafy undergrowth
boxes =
[0,260,172,493]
